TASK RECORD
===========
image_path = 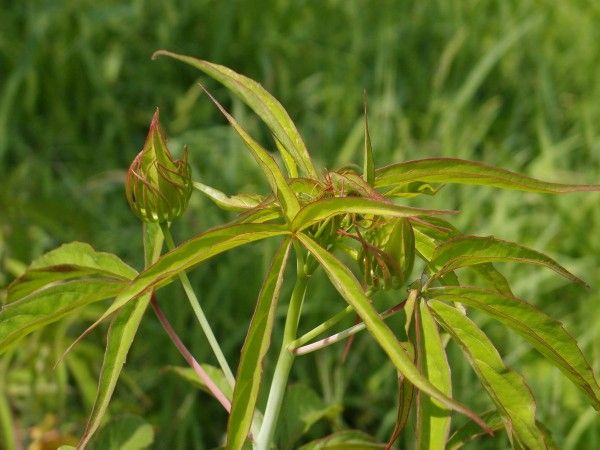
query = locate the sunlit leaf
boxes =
[0,280,124,354]
[375,158,600,193]
[152,50,318,178]
[7,242,137,302]
[417,301,452,450]
[226,240,291,450]
[81,223,289,334]
[200,86,300,220]
[426,286,600,410]
[429,235,586,286]
[429,300,547,449]
[296,233,489,431]
[291,197,457,232]
[193,181,263,211]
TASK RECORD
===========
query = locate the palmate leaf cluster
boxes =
[2,51,600,449]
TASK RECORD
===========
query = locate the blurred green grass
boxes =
[1,0,600,448]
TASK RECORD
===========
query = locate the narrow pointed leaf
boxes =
[430,235,586,286]
[375,158,600,193]
[201,87,300,219]
[77,293,153,449]
[226,240,291,450]
[275,137,299,178]
[0,280,125,354]
[193,181,263,211]
[429,300,547,449]
[153,50,317,178]
[296,233,489,431]
[7,242,137,302]
[291,197,457,232]
[362,93,374,185]
[78,223,163,448]
[73,223,288,342]
[417,302,452,450]
[426,286,600,410]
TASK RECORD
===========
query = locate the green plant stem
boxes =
[255,249,309,450]
[159,222,236,388]
[293,297,410,355]
[288,305,354,350]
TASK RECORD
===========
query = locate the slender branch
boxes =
[159,222,236,388]
[293,298,409,356]
[150,295,231,413]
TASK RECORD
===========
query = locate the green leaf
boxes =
[153,50,318,179]
[87,415,154,450]
[193,181,264,211]
[426,286,600,410]
[7,242,137,302]
[429,235,586,286]
[277,383,342,450]
[165,365,233,400]
[362,93,374,185]
[428,300,547,449]
[416,301,452,450]
[375,157,600,193]
[78,293,153,448]
[0,280,124,354]
[291,197,457,232]
[226,240,292,450]
[77,223,164,448]
[200,87,300,220]
[82,223,289,334]
[296,233,488,431]
[298,430,384,450]
[446,410,505,450]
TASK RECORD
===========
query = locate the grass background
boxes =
[1,0,600,448]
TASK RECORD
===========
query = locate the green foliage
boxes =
[3,3,600,448]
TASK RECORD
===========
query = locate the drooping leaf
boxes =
[165,365,232,400]
[298,430,385,450]
[7,242,137,302]
[375,158,600,193]
[416,301,452,450]
[200,86,300,220]
[291,197,457,232]
[362,92,375,186]
[429,235,586,286]
[193,181,263,211]
[0,280,125,354]
[153,50,318,179]
[226,240,292,450]
[428,300,547,449]
[426,286,600,410]
[77,223,164,448]
[87,415,154,450]
[79,223,289,335]
[296,233,489,431]
[78,293,153,449]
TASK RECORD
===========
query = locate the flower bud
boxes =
[126,109,192,223]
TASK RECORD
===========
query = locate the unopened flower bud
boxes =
[126,109,192,223]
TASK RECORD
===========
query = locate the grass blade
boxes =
[429,300,547,449]
[152,50,317,178]
[426,286,600,410]
[226,239,291,450]
[296,233,489,432]
[375,158,600,193]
